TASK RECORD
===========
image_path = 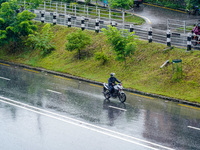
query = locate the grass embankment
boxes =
[0,23,200,103]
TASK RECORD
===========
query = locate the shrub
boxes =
[94,51,109,65]
[66,29,91,59]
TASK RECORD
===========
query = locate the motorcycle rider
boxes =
[192,23,200,45]
[108,73,121,95]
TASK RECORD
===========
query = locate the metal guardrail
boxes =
[167,19,200,34]
[15,0,200,50]
[33,9,194,49]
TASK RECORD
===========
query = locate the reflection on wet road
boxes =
[0,64,200,149]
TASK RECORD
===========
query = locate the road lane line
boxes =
[0,98,160,150]
[178,104,200,111]
[133,13,151,24]
[0,95,174,150]
[90,84,102,88]
[54,75,71,80]
[47,89,62,95]
[188,126,200,131]
[130,93,154,100]
[0,76,10,81]
[23,68,39,73]
[109,106,127,111]
[0,63,10,66]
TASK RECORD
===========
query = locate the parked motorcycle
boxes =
[103,83,126,103]
[191,34,200,47]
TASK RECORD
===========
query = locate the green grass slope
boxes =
[1,23,200,103]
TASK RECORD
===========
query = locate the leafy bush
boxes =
[26,23,55,56]
[102,25,138,66]
[66,29,91,59]
[94,51,109,64]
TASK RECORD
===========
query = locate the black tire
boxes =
[118,93,126,103]
[103,88,110,100]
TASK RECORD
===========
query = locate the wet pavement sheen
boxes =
[0,65,200,149]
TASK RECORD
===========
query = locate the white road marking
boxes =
[47,89,62,95]
[0,76,10,81]
[0,95,175,150]
[188,126,200,131]
[109,106,127,111]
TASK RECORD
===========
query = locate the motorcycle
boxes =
[191,33,200,47]
[103,83,126,103]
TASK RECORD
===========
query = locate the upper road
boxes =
[134,3,200,30]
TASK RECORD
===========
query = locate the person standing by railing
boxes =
[191,23,200,45]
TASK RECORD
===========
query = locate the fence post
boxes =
[75,5,77,17]
[44,1,46,11]
[65,3,66,15]
[122,10,125,30]
[109,8,111,22]
[68,15,71,27]
[187,33,192,51]
[130,24,134,32]
[99,9,100,20]
[87,6,89,18]
[95,19,100,33]
[184,21,186,34]
[148,27,152,43]
[96,5,97,15]
[167,19,169,30]
[41,10,45,23]
[81,17,85,31]
[24,0,26,10]
[56,3,58,13]
[53,12,57,25]
[167,29,171,47]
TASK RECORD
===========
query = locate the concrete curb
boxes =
[1,59,200,108]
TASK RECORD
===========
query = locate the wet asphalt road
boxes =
[134,4,200,30]
[0,64,200,150]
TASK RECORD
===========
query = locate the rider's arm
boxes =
[115,78,121,83]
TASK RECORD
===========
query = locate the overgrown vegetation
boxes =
[26,23,56,56]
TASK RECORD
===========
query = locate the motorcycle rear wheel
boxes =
[118,93,126,103]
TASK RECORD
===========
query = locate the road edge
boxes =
[1,59,200,108]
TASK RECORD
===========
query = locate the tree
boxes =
[0,1,37,52]
[108,0,129,10]
[25,0,44,9]
[65,29,91,59]
[102,25,137,66]
[26,23,56,56]
[185,0,200,10]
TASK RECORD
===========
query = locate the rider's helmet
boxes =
[110,73,115,77]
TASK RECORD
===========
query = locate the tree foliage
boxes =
[185,0,200,10]
[108,0,129,10]
[65,29,91,59]
[102,25,137,66]
[0,0,37,52]
[26,23,55,55]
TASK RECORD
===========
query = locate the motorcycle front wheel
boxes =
[103,88,110,100]
[118,93,126,103]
